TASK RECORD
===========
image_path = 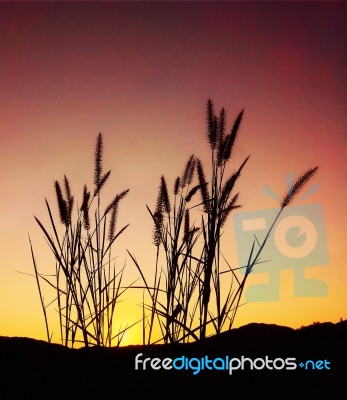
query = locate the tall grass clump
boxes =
[129,98,319,344]
[129,158,203,344]
[30,133,133,348]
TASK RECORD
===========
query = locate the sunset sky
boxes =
[0,1,346,346]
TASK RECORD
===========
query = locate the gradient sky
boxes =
[0,1,346,346]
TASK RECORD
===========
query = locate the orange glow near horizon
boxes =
[0,1,346,346]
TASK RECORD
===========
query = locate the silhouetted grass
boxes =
[30,133,134,347]
[28,100,319,348]
[129,98,319,344]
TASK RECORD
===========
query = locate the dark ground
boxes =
[1,320,346,397]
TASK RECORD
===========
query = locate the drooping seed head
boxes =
[281,167,319,208]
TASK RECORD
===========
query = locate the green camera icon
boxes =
[233,203,329,301]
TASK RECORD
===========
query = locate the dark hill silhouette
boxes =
[1,320,346,397]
